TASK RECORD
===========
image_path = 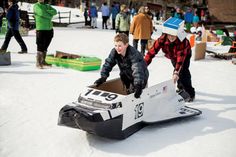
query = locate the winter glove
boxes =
[134,84,142,98]
[94,77,107,87]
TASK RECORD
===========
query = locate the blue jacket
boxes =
[90,6,97,17]
[111,6,119,19]
[184,12,193,23]
[192,15,200,23]
[7,4,20,30]
[101,5,110,16]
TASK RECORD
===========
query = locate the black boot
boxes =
[18,50,28,54]
[36,51,44,69]
[0,49,6,53]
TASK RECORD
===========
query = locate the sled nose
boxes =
[58,107,82,129]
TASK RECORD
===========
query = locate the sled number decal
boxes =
[85,89,118,101]
[134,102,144,119]
[105,94,118,101]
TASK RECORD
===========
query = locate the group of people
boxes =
[0,0,56,69]
[83,2,98,28]
[114,4,153,56]
[95,16,195,102]
[94,5,195,102]
[83,3,153,56]
[0,1,195,102]
[84,2,120,30]
[171,6,209,33]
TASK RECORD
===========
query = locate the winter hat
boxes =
[162,17,187,41]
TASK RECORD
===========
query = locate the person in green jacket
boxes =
[115,4,130,36]
[34,0,57,69]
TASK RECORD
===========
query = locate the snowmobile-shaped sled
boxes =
[58,78,201,139]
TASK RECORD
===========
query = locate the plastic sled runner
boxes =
[58,78,202,139]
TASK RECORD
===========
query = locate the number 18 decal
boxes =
[134,102,144,119]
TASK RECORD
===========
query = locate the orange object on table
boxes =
[190,34,195,48]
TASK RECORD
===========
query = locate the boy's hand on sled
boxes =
[94,77,106,87]
[172,71,179,84]
[134,84,142,98]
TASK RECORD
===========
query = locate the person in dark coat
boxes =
[0,0,27,53]
[94,33,149,98]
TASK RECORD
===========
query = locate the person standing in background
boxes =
[90,2,98,29]
[111,2,119,30]
[34,0,57,69]
[192,11,200,28]
[115,4,130,36]
[83,7,89,26]
[174,7,183,19]
[130,6,153,56]
[184,8,193,32]
[100,2,110,29]
[0,0,27,54]
[145,6,153,20]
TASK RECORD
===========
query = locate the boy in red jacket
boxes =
[144,17,195,102]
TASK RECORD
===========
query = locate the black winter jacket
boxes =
[101,45,149,87]
[7,4,20,30]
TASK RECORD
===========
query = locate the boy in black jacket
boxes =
[94,33,149,98]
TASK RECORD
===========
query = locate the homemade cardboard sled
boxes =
[206,42,236,60]
[193,42,206,61]
[58,78,201,139]
[45,51,102,71]
[206,51,236,60]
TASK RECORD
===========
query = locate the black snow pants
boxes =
[36,29,54,52]
[171,53,195,98]
[1,28,27,51]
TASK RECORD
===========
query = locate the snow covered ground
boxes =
[1,3,236,157]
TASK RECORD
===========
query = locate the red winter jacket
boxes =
[144,34,191,72]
